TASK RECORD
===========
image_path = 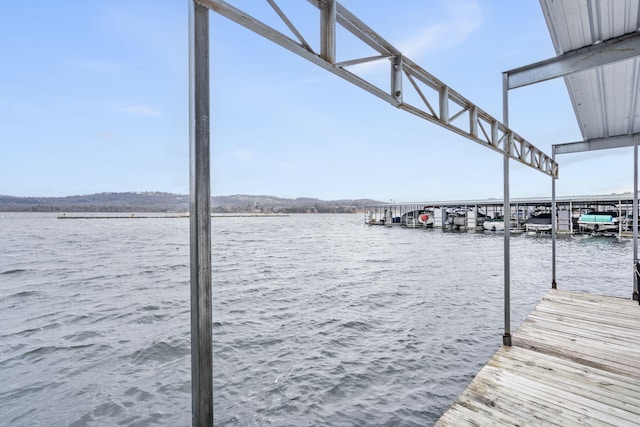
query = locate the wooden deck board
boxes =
[514,327,640,370]
[436,289,640,426]
[526,312,640,342]
[520,316,640,352]
[464,371,580,426]
[534,299,640,326]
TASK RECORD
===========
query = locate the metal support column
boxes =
[320,0,336,64]
[502,73,512,346]
[189,1,213,425]
[569,201,573,234]
[619,200,623,238]
[551,146,557,289]
[634,136,639,301]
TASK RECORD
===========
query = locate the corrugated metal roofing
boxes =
[539,0,640,141]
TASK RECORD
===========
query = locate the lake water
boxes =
[0,213,635,426]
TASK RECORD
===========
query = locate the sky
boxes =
[1,0,636,202]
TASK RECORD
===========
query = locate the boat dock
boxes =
[366,193,638,235]
[436,289,640,426]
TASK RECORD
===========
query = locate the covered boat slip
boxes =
[364,194,638,235]
[436,289,640,426]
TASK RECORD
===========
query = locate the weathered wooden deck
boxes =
[436,289,640,426]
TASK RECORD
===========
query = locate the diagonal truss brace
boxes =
[200,0,558,178]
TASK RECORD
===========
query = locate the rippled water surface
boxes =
[0,213,635,425]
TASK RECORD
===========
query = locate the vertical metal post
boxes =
[619,200,622,238]
[189,1,213,425]
[502,73,511,346]
[320,0,336,64]
[392,55,403,103]
[442,205,447,230]
[569,201,573,234]
[469,106,478,138]
[439,86,449,125]
[551,146,557,289]
[634,136,639,301]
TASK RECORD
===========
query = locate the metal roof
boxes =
[368,192,637,208]
[542,0,640,141]
[505,0,640,154]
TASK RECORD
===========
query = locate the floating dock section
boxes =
[436,290,640,426]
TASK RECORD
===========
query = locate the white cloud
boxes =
[117,105,162,117]
[348,0,484,76]
[397,0,484,58]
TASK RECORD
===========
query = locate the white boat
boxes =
[418,211,434,227]
[483,217,521,232]
[444,211,468,230]
[524,212,553,233]
[483,218,504,232]
[402,209,433,228]
[577,212,620,233]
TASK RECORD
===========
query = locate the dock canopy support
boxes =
[550,134,640,301]
[201,0,558,358]
[200,0,557,178]
[188,1,213,425]
[551,146,557,289]
[502,73,511,347]
[504,31,640,90]
[635,136,639,301]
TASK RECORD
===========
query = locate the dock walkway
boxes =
[436,290,640,426]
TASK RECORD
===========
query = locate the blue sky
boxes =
[1,1,635,201]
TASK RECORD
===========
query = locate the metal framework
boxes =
[503,16,640,302]
[550,141,640,298]
[502,74,512,346]
[554,133,640,155]
[200,0,558,178]
[505,31,640,90]
[188,0,561,424]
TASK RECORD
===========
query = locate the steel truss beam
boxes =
[505,31,640,90]
[554,133,640,155]
[198,0,558,178]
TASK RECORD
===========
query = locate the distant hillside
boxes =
[0,192,189,213]
[0,192,382,213]
[212,194,382,213]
